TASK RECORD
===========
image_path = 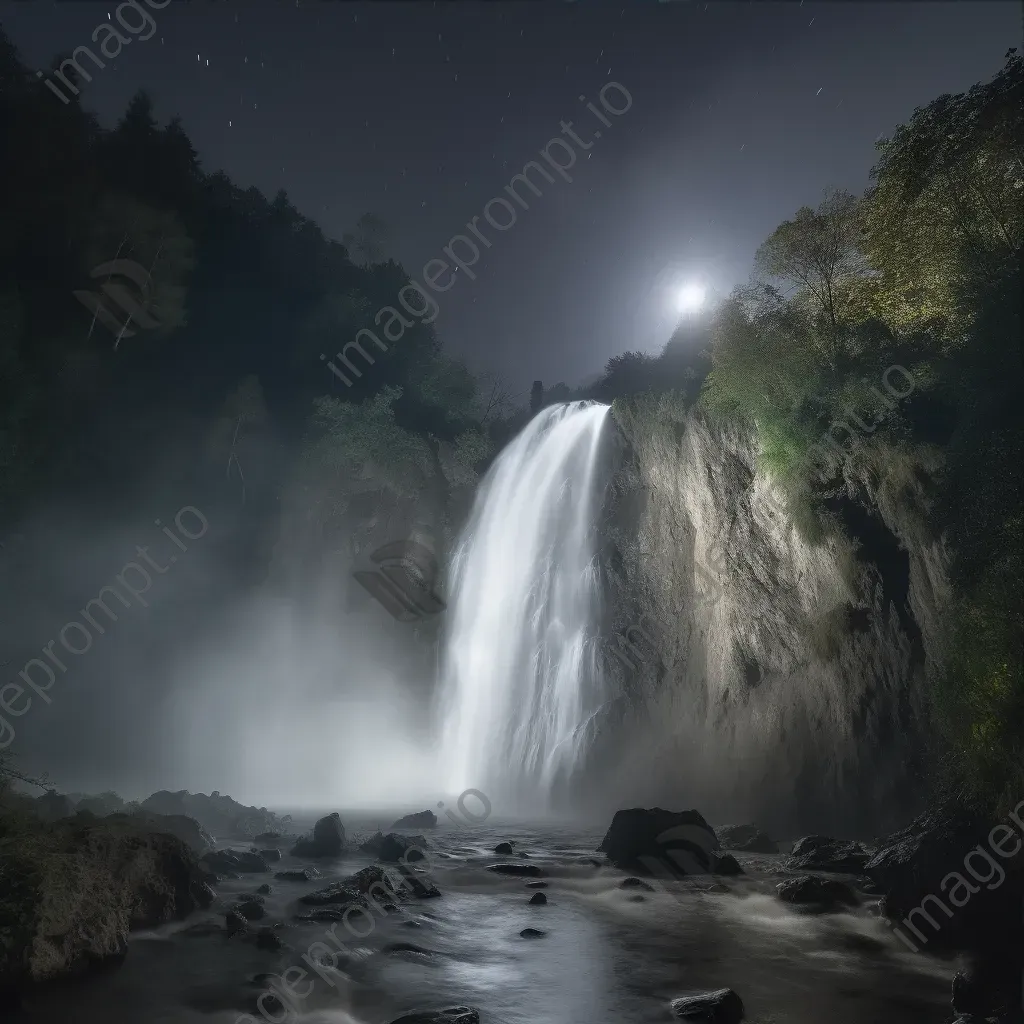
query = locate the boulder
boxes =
[200,849,269,874]
[715,825,779,855]
[0,815,214,1001]
[235,896,266,921]
[952,951,1022,1019]
[290,812,346,858]
[788,836,870,873]
[494,841,515,855]
[520,928,546,938]
[619,877,655,891]
[670,988,744,1022]
[255,926,284,952]
[259,848,282,862]
[776,876,859,910]
[363,832,429,863]
[598,808,719,876]
[388,1009,479,1024]
[394,863,442,898]
[392,810,438,830]
[274,867,320,882]
[528,891,547,905]
[300,864,403,908]
[487,863,543,877]
[714,854,743,876]
[865,807,1024,951]
[255,883,272,895]
[107,812,214,854]
[225,909,248,936]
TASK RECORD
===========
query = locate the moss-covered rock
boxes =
[0,811,214,1002]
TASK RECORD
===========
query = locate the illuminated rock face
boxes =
[586,405,948,837]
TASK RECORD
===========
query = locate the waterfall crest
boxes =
[439,402,610,809]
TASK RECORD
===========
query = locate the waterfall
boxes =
[439,401,610,809]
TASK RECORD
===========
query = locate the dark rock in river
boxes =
[395,863,442,898]
[715,824,779,854]
[259,848,282,862]
[713,853,743,875]
[494,841,515,855]
[301,864,403,908]
[598,808,719,875]
[788,836,870,873]
[487,863,543,877]
[275,867,320,882]
[235,895,266,921]
[365,832,429,863]
[526,880,549,888]
[776,875,859,910]
[0,815,214,998]
[952,950,1023,1018]
[670,987,745,1022]
[520,928,546,938]
[255,926,284,952]
[865,807,1024,950]
[290,812,346,857]
[620,877,656,891]
[103,811,215,854]
[255,883,272,894]
[389,1008,479,1024]
[201,849,269,874]
[391,809,438,830]
[225,909,248,936]
[528,891,547,905]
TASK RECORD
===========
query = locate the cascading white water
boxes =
[439,401,610,808]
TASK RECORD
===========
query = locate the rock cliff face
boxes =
[583,400,950,837]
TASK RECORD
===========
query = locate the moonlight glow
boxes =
[677,283,706,312]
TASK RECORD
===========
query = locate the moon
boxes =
[677,283,706,312]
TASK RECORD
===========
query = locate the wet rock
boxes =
[788,836,869,873]
[487,863,543,877]
[776,876,859,910]
[254,926,284,952]
[670,987,744,1022]
[494,841,515,855]
[255,883,272,895]
[598,808,719,875]
[290,812,346,858]
[520,928,546,938]
[951,951,1023,1018]
[388,1009,478,1024]
[713,854,744,876]
[715,825,779,855]
[295,908,347,922]
[274,867,320,882]
[628,894,646,902]
[301,864,403,907]
[394,864,442,898]
[259,848,282,862]
[374,833,430,863]
[225,909,248,936]
[528,891,547,905]
[0,815,215,997]
[620,877,655,891]
[391,810,438,830]
[235,896,266,921]
[866,807,1024,951]
[201,849,269,874]
[526,880,549,889]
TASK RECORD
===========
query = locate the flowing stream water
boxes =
[438,402,611,809]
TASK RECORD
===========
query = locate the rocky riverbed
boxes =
[7,801,1019,1023]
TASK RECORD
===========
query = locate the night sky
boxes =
[3,1,1020,395]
